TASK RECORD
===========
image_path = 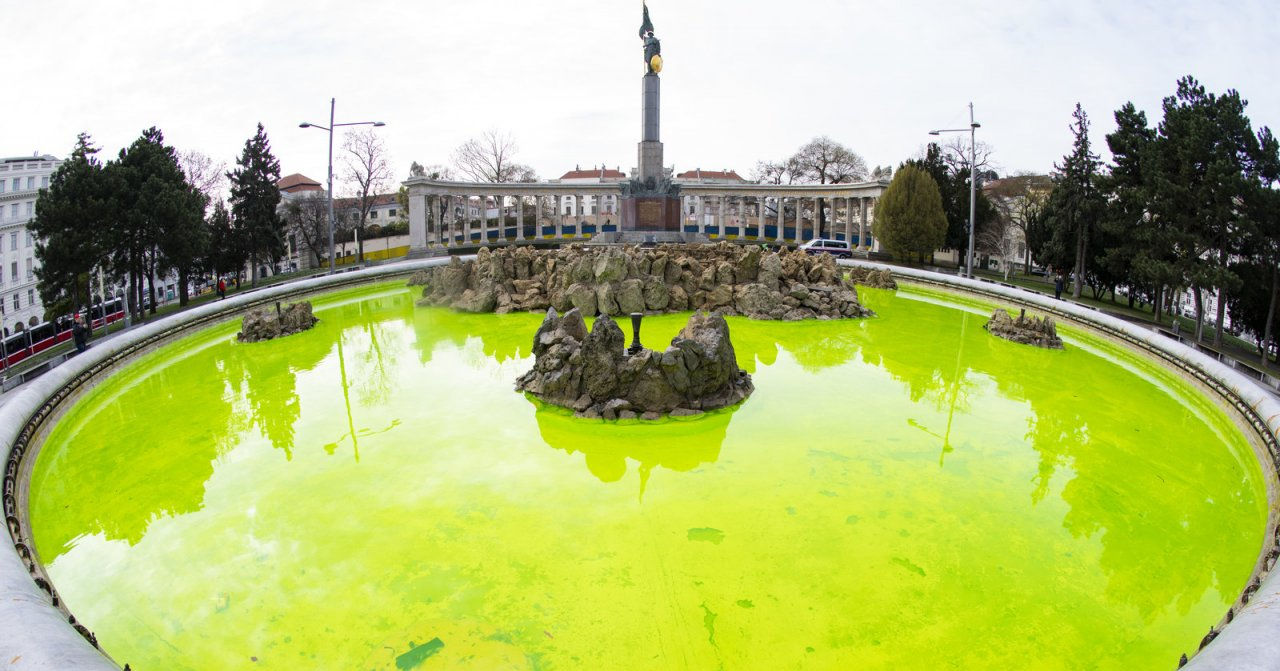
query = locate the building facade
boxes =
[0,154,60,336]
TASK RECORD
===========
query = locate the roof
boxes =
[334,193,399,209]
[676,169,747,182]
[278,173,323,193]
[560,167,626,180]
[983,174,1053,197]
[1,154,59,164]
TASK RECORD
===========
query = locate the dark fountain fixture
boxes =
[628,313,644,355]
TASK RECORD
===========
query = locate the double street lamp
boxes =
[300,98,385,273]
[929,102,981,278]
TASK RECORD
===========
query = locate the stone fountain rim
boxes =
[0,254,1275,669]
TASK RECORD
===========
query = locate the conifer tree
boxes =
[228,123,284,286]
[1041,104,1104,298]
[30,133,107,319]
[875,164,947,262]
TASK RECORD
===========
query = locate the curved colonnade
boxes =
[403,178,886,251]
[1,257,1277,669]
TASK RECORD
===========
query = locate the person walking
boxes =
[72,314,87,353]
[217,277,227,300]
[1053,273,1064,301]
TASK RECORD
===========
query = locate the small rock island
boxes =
[984,309,1063,349]
[515,308,753,420]
[237,301,319,343]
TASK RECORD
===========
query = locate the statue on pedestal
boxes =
[640,2,662,74]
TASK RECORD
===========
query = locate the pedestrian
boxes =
[1054,274,1064,300]
[72,314,87,353]
[217,277,227,300]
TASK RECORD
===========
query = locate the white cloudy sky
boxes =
[8,0,1278,191]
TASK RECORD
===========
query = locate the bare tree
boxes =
[940,136,998,178]
[452,130,535,183]
[985,172,1051,274]
[789,136,868,236]
[178,150,227,211]
[752,159,800,185]
[283,193,329,268]
[340,128,393,262]
[409,161,454,180]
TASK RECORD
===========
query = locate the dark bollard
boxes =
[628,312,644,355]
[275,301,282,317]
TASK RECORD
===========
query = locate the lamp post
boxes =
[300,99,385,273]
[929,102,981,278]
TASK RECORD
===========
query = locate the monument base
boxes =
[620,196,682,232]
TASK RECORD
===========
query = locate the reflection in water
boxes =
[26,282,1269,670]
[533,401,732,500]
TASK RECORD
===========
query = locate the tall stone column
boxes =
[859,197,868,251]
[773,197,783,242]
[844,197,853,245]
[516,195,525,241]
[716,196,725,237]
[408,189,427,252]
[757,194,765,237]
[573,195,582,237]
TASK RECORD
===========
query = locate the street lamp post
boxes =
[929,103,981,278]
[300,100,385,273]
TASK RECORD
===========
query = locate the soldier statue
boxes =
[640,3,662,74]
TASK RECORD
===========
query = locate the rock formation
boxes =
[409,242,874,321]
[846,267,898,290]
[515,308,753,419]
[984,309,1063,349]
[237,301,319,342]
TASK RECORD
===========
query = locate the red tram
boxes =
[1,298,125,371]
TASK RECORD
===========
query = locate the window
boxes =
[388,208,397,217]
[9,204,16,219]
[370,210,378,219]
[9,232,15,251]
[0,181,5,193]
[9,262,16,282]
[25,230,31,247]
[27,289,33,306]
[26,202,33,217]
[26,257,33,280]
[41,176,49,188]
[26,177,34,190]
[12,293,18,311]
[10,178,18,191]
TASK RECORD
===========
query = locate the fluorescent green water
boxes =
[29,281,1268,670]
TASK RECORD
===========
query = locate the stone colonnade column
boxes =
[517,194,525,241]
[844,197,853,245]
[757,194,765,238]
[716,196,725,238]
[859,197,869,251]
[774,196,783,242]
[575,195,583,237]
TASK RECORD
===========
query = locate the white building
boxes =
[555,165,625,216]
[0,154,60,336]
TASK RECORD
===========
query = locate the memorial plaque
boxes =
[637,200,662,228]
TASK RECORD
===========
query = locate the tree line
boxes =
[31,124,285,321]
[875,76,1279,360]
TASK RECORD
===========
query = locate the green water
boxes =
[29,281,1268,670]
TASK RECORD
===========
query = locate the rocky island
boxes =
[237,301,319,343]
[515,308,753,420]
[984,309,1063,349]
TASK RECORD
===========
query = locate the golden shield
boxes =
[650,54,663,73]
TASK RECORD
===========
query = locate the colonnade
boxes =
[405,180,884,252]
[681,194,873,249]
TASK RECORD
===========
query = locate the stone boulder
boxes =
[237,301,319,343]
[984,309,1064,349]
[515,309,753,418]
[846,267,898,290]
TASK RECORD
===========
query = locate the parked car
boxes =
[798,238,853,258]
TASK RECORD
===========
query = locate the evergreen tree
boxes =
[30,133,107,319]
[206,200,245,284]
[228,123,284,286]
[1041,104,1104,298]
[105,127,199,317]
[902,142,996,265]
[874,165,948,262]
[1147,77,1278,344]
[1100,103,1167,313]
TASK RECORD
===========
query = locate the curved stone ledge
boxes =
[0,258,457,669]
[841,259,1280,671]
[3,256,1276,669]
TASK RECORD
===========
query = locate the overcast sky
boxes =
[9,0,1278,193]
